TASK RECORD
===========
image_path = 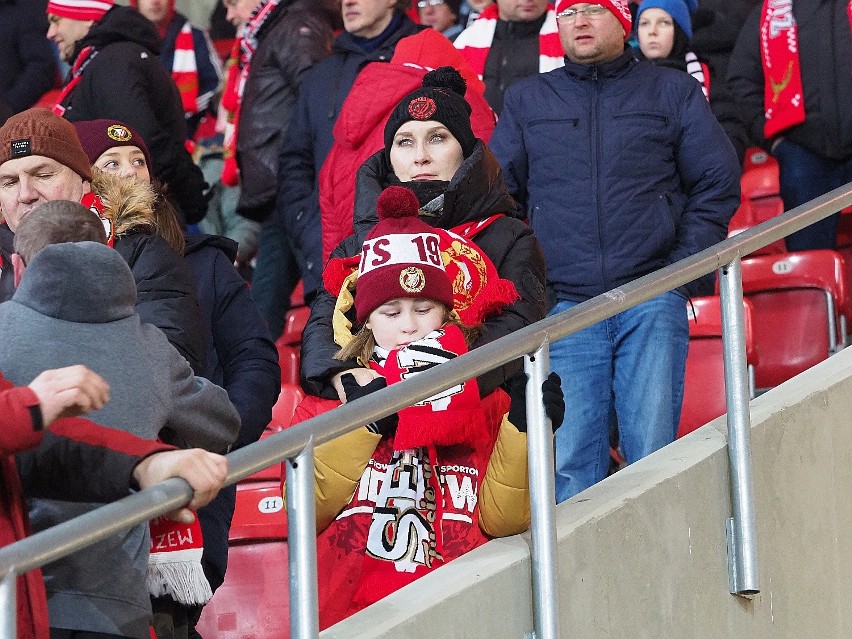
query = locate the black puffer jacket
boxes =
[300,141,548,399]
[727,0,852,158]
[59,6,208,223]
[273,11,424,297]
[236,0,336,221]
[0,0,57,114]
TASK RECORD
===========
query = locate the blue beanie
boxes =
[636,0,693,39]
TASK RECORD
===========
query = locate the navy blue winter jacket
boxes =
[491,49,741,301]
[274,11,424,298]
[183,232,280,591]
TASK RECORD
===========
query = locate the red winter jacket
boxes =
[0,373,170,639]
[318,29,497,263]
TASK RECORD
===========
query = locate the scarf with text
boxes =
[350,324,489,609]
[453,4,564,80]
[147,515,212,605]
[219,0,282,186]
[759,0,852,139]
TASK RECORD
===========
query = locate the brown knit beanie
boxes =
[0,108,93,181]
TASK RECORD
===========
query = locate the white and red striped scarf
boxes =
[760,0,852,139]
[685,51,710,100]
[220,0,282,186]
[453,4,564,80]
[171,22,200,116]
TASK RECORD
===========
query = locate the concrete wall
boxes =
[323,348,852,638]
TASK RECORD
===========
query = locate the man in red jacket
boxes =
[0,365,228,639]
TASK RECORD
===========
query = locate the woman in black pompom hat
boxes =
[301,64,548,405]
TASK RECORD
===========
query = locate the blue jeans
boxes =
[550,291,689,502]
[251,212,300,340]
[775,139,852,251]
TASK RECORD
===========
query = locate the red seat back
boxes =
[230,482,288,542]
[741,148,780,200]
[280,306,310,347]
[276,344,300,386]
[679,297,756,438]
[740,251,848,389]
[195,541,291,639]
[271,384,305,429]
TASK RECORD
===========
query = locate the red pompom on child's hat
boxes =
[354,186,454,324]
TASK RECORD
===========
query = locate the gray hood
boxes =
[13,241,136,323]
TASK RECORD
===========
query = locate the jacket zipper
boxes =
[591,66,606,293]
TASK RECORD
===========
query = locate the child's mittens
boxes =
[506,371,565,433]
[340,374,399,437]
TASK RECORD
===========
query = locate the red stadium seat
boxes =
[678,296,757,438]
[741,250,849,390]
[271,384,304,429]
[280,306,310,347]
[230,482,288,542]
[194,540,291,639]
[741,147,780,200]
[276,343,300,386]
[728,148,786,255]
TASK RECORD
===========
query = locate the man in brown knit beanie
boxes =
[0,107,93,233]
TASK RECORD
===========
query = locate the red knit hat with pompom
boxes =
[354,186,453,324]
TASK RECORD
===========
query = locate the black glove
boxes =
[506,371,565,433]
[340,374,399,437]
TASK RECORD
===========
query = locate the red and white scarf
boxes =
[453,4,564,80]
[219,0,282,186]
[350,325,489,607]
[685,52,710,101]
[171,22,200,116]
[147,515,212,606]
[759,0,852,139]
[53,45,98,117]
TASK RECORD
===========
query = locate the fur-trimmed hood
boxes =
[92,169,158,237]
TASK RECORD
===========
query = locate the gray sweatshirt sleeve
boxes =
[160,345,241,453]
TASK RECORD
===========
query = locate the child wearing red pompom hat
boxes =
[286,184,564,629]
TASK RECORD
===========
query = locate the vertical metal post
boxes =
[525,344,560,639]
[0,567,16,639]
[719,259,760,596]
[286,438,319,638]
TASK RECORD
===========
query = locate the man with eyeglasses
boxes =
[417,0,463,41]
[453,0,563,114]
[490,0,741,502]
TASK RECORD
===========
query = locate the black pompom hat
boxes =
[383,66,476,159]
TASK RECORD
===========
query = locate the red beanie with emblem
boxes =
[355,186,453,324]
[555,0,633,39]
[47,0,115,21]
[73,119,153,174]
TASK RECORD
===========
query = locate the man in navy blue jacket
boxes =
[490,0,740,502]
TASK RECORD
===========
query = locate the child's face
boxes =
[94,146,151,184]
[637,8,676,60]
[367,298,446,351]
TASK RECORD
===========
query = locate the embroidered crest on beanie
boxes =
[0,108,92,181]
[73,119,153,172]
[355,186,454,324]
[47,0,114,22]
[384,66,476,159]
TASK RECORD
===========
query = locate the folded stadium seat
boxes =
[678,296,758,438]
[275,342,300,386]
[728,148,786,255]
[194,535,290,639]
[740,250,849,390]
[271,383,305,429]
[280,306,311,347]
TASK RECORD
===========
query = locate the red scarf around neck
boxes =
[760,0,852,139]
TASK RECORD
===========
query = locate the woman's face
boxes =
[94,146,151,184]
[389,120,464,183]
[637,8,675,60]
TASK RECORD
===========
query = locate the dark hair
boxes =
[396,0,411,9]
[14,200,107,264]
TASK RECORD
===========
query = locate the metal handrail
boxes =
[2,183,851,638]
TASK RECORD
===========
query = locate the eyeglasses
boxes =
[556,4,608,22]
[417,0,446,7]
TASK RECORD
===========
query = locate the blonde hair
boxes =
[334,303,481,364]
